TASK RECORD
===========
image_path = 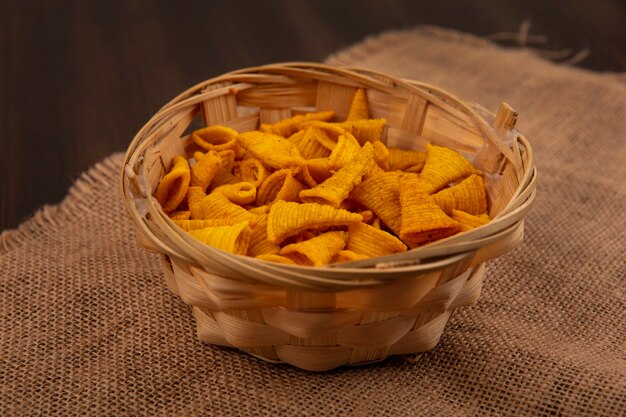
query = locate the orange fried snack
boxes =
[399,173,459,247]
[155,155,191,213]
[236,157,268,188]
[299,142,373,208]
[280,231,347,266]
[349,171,402,234]
[267,201,363,244]
[372,141,390,171]
[337,118,386,144]
[192,126,239,152]
[212,182,257,206]
[289,127,331,159]
[419,144,478,194]
[432,174,488,216]
[347,222,407,257]
[191,151,222,191]
[298,121,347,151]
[259,111,335,137]
[451,210,491,232]
[237,131,306,169]
[256,169,306,206]
[247,214,281,257]
[187,221,251,255]
[387,147,428,172]
[190,192,259,226]
[305,158,333,183]
[346,88,370,121]
[333,250,369,263]
[328,133,361,169]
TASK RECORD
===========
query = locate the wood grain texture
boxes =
[1,0,624,230]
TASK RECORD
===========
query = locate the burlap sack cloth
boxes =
[1,27,624,416]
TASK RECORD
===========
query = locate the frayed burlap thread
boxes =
[1,26,625,416]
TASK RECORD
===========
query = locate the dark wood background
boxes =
[1,0,625,231]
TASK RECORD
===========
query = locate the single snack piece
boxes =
[212,182,257,206]
[346,88,370,121]
[259,110,335,137]
[333,250,369,263]
[192,125,239,152]
[399,173,460,247]
[256,169,305,206]
[190,192,259,226]
[337,118,386,144]
[280,231,347,266]
[432,174,488,216]
[155,155,191,213]
[419,144,478,194]
[237,131,306,169]
[187,221,252,255]
[289,127,332,159]
[237,157,268,188]
[387,147,427,172]
[299,142,373,208]
[191,150,222,191]
[267,201,363,244]
[350,171,402,234]
[347,222,407,258]
[247,214,281,257]
[451,210,491,232]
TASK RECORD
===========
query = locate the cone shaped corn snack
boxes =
[289,127,332,159]
[259,110,334,137]
[399,173,459,247]
[419,144,478,194]
[247,214,281,257]
[387,147,428,172]
[347,222,407,257]
[192,126,239,152]
[350,171,402,234]
[267,201,363,244]
[300,142,374,208]
[451,210,491,232]
[187,221,251,255]
[155,156,191,213]
[257,169,306,206]
[280,231,347,266]
[432,174,488,216]
[191,151,222,190]
[191,192,259,226]
[333,250,369,263]
[237,131,306,169]
[213,182,257,206]
[346,88,370,121]
[237,157,268,188]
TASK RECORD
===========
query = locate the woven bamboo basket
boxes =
[121,63,536,371]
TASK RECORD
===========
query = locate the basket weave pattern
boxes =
[122,63,536,371]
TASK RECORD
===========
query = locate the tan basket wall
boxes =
[121,63,536,371]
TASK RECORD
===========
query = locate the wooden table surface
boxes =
[1,0,624,230]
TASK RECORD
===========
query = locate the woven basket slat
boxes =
[315,81,357,117]
[202,81,238,125]
[400,93,429,136]
[121,63,536,370]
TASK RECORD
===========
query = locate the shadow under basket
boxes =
[121,63,537,371]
